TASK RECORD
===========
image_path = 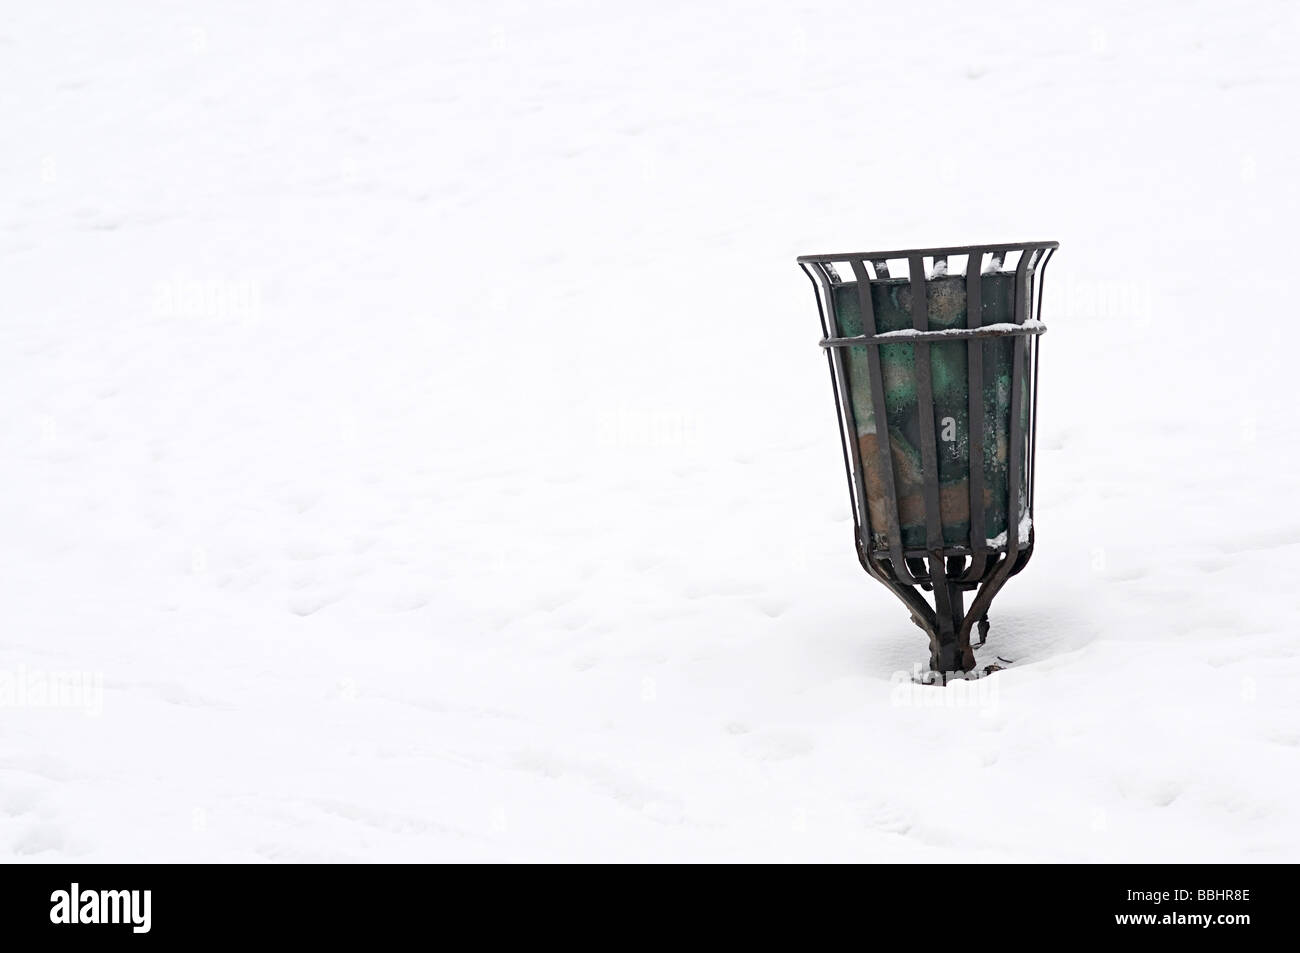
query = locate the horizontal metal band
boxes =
[872,540,1031,560]
[797,241,1058,265]
[819,322,1046,347]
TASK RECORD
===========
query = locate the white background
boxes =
[2,0,1297,861]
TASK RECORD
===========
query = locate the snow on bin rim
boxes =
[796,240,1059,265]
[819,318,1045,348]
[874,319,1045,339]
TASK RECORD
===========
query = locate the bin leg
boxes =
[957,552,1016,658]
[928,555,974,673]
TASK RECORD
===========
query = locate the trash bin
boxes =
[798,243,1059,675]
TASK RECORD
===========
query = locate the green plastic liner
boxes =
[831,273,1030,552]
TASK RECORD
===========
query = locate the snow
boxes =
[986,513,1033,549]
[2,0,1298,862]
[873,319,1044,338]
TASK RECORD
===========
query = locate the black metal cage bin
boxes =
[798,242,1059,674]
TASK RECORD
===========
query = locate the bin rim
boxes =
[796,240,1059,265]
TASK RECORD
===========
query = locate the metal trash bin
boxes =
[797,243,1059,675]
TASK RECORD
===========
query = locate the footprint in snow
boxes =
[12,822,66,856]
[288,591,342,616]
[748,732,815,761]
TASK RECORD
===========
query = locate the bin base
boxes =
[911,660,1006,686]
[859,532,1034,675]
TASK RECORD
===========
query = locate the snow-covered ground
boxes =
[2,0,1298,862]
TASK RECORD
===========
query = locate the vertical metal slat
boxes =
[962,245,989,583]
[908,254,957,654]
[849,259,922,585]
[804,263,877,577]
